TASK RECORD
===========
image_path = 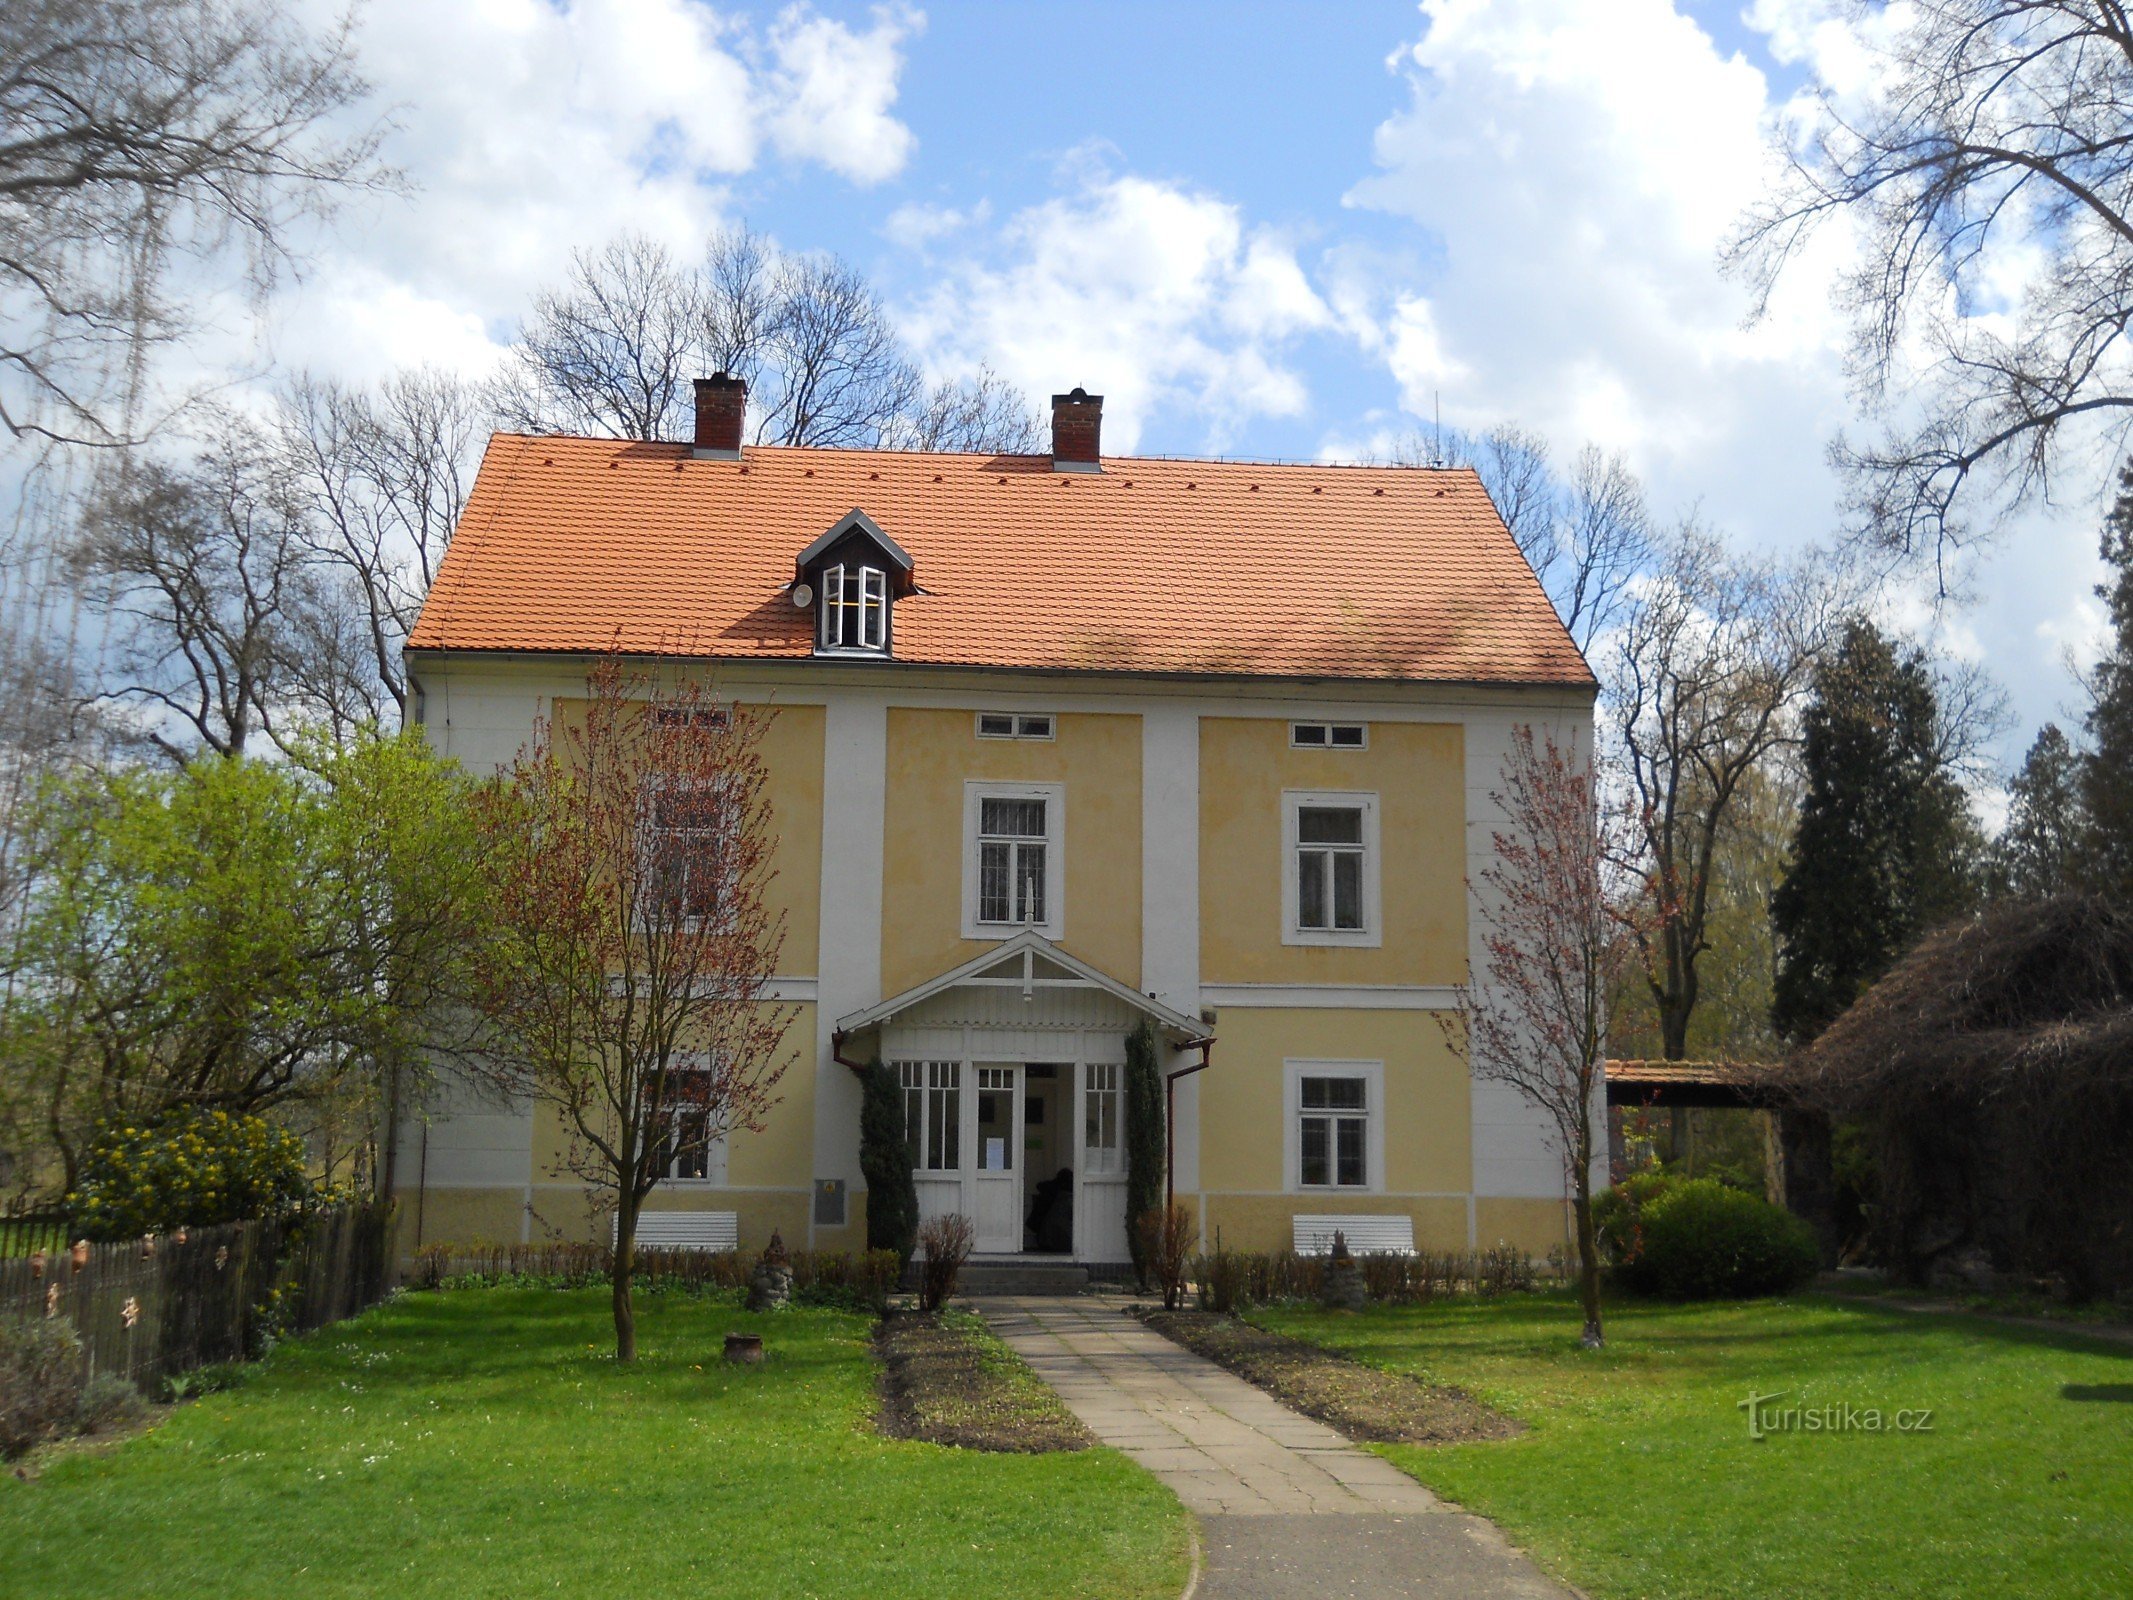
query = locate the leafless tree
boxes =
[880,367,1043,453]
[504,227,1039,452]
[0,0,392,448]
[1609,526,1842,1060]
[758,251,921,446]
[1727,1,2133,582]
[498,235,707,443]
[72,417,369,758]
[276,368,487,720]
[1400,423,1652,652]
[1444,725,1632,1348]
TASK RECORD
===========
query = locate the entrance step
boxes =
[957,1259,1092,1297]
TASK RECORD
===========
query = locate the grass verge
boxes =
[0,1286,1189,1600]
[1255,1290,2133,1600]
[876,1308,1094,1452]
[1139,1307,1516,1444]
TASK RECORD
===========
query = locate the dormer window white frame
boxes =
[819,562,888,654]
[796,508,914,661]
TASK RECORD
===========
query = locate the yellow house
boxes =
[393,380,1596,1268]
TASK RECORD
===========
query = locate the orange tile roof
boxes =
[406,435,1594,687]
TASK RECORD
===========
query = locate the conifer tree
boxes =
[1989,724,2087,900]
[2082,470,2133,900]
[859,1057,919,1267]
[1771,621,1978,1043]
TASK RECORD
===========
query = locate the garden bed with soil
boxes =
[875,1309,1095,1453]
[1137,1308,1520,1445]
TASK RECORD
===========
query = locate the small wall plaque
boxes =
[813,1178,847,1228]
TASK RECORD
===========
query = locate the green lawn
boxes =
[1256,1292,2133,1600]
[1,1288,1188,1600]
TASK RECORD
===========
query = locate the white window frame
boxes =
[636,773,740,932]
[1290,721,1368,750]
[817,562,889,655]
[962,780,1066,940]
[1281,789,1382,947]
[897,1060,963,1172]
[976,711,1055,741]
[651,1057,730,1186]
[1284,1060,1384,1194]
[1082,1061,1124,1176]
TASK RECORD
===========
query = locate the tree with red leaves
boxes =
[468,655,793,1361]
[1446,725,1630,1349]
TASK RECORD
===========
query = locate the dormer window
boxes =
[820,562,888,653]
[795,508,913,660]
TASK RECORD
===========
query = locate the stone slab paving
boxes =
[977,1296,1577,1599]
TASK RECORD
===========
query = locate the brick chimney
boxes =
[692,373,746,459]
[1051,387,1103,472]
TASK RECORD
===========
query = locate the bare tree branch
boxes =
[0,0,395,448]
[1727,1,2133,578]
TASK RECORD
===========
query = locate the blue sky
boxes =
[236,0,2112,777]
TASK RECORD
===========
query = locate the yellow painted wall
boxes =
[1199,1194,1471,1255]
[545,698,825,978]
[1199,718,1465,985]
[1196,1007,1472,1196]
[881,708,1142,994]
[517,1005,816,1235]
[1476,1197,1572,1256]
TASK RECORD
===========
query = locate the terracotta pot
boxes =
[723,1331,765,1365]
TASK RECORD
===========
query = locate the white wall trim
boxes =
[811,695,888,1238]
[1201,983,1460,1011]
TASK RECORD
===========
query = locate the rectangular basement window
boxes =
[977,712,1055,740]
[1291,722,1367,749]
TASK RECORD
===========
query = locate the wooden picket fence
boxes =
[0,1201,395,1389]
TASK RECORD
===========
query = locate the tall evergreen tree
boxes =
[1771,620,1979,1043]
[1988,724,2088,900]
[2082,469,2133,900]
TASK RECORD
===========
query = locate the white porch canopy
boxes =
[832,929,1204,1044]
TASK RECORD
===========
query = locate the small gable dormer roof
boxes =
[795,508,915,596]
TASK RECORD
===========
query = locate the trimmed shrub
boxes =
[917,1213,974,1313]
[858,1057,919,1268]
[1618,1179,1820,1299]
[1592,1169,1687,1266]
[70,1109,311,1239]
[1,1317,84,1459]
[1124,1022,1164,1288]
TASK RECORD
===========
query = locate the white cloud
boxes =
[762,4,922,185]
[214,0,920,389]
[895,166,1333,451]
[883,198,991,251]
[1347,0,1845,481]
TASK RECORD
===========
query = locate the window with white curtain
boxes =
[1282,789,1381,946]
[963,781,1065,938]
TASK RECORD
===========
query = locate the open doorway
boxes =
[1022,1064,1073,1254]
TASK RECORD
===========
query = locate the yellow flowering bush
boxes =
[70,1110,311,1239]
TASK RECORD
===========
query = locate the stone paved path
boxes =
[978,1296,1577,1599]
